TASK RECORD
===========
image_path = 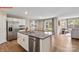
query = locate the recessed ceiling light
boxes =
[25,11,28,15]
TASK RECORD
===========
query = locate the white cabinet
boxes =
[19,19,26,25]
[40,36,51,52]
[71,29,79,39]
[7,18,26,29]
[0,14,6,44]
[17,33,29,51]
[17,32,52,52]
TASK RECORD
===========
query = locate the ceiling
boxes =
[6,7,79,19]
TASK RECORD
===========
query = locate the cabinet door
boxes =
[40,37,51,52]
[21,35,29,51]
[17,33,24,45]
[17,33,29,51]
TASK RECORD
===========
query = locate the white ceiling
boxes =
[6,7,79,19]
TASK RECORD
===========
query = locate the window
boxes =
[67,18,79,29]
[44,19,54,32]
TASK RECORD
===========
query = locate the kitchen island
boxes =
[17,31,53,52]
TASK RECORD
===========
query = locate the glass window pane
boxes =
[67,18,79,29]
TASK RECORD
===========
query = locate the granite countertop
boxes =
[18,31,52,39]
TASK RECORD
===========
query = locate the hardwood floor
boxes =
[0,36,79,52]
[72,39,79,52]
[52,34,72,52]
[0,40,26,52]
[51,34,79,52]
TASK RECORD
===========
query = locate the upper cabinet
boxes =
[7,18,26,25]
[7,17,26,29]
[18,19,26,25]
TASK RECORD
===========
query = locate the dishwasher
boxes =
[29,36,40,52]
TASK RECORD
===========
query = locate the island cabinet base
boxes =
[29,36,51,52]
[17,32,52,52]
[40,37,51,52]
[17,33,29,51]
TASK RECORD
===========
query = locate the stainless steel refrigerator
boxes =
[6,20,19,41]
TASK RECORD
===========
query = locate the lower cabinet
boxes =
[40,37,51,52]
[17,33,29,51]
[17,32,51,52]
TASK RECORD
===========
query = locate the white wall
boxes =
[0,13,7,44]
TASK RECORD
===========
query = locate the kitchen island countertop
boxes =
[18,31,52,39]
